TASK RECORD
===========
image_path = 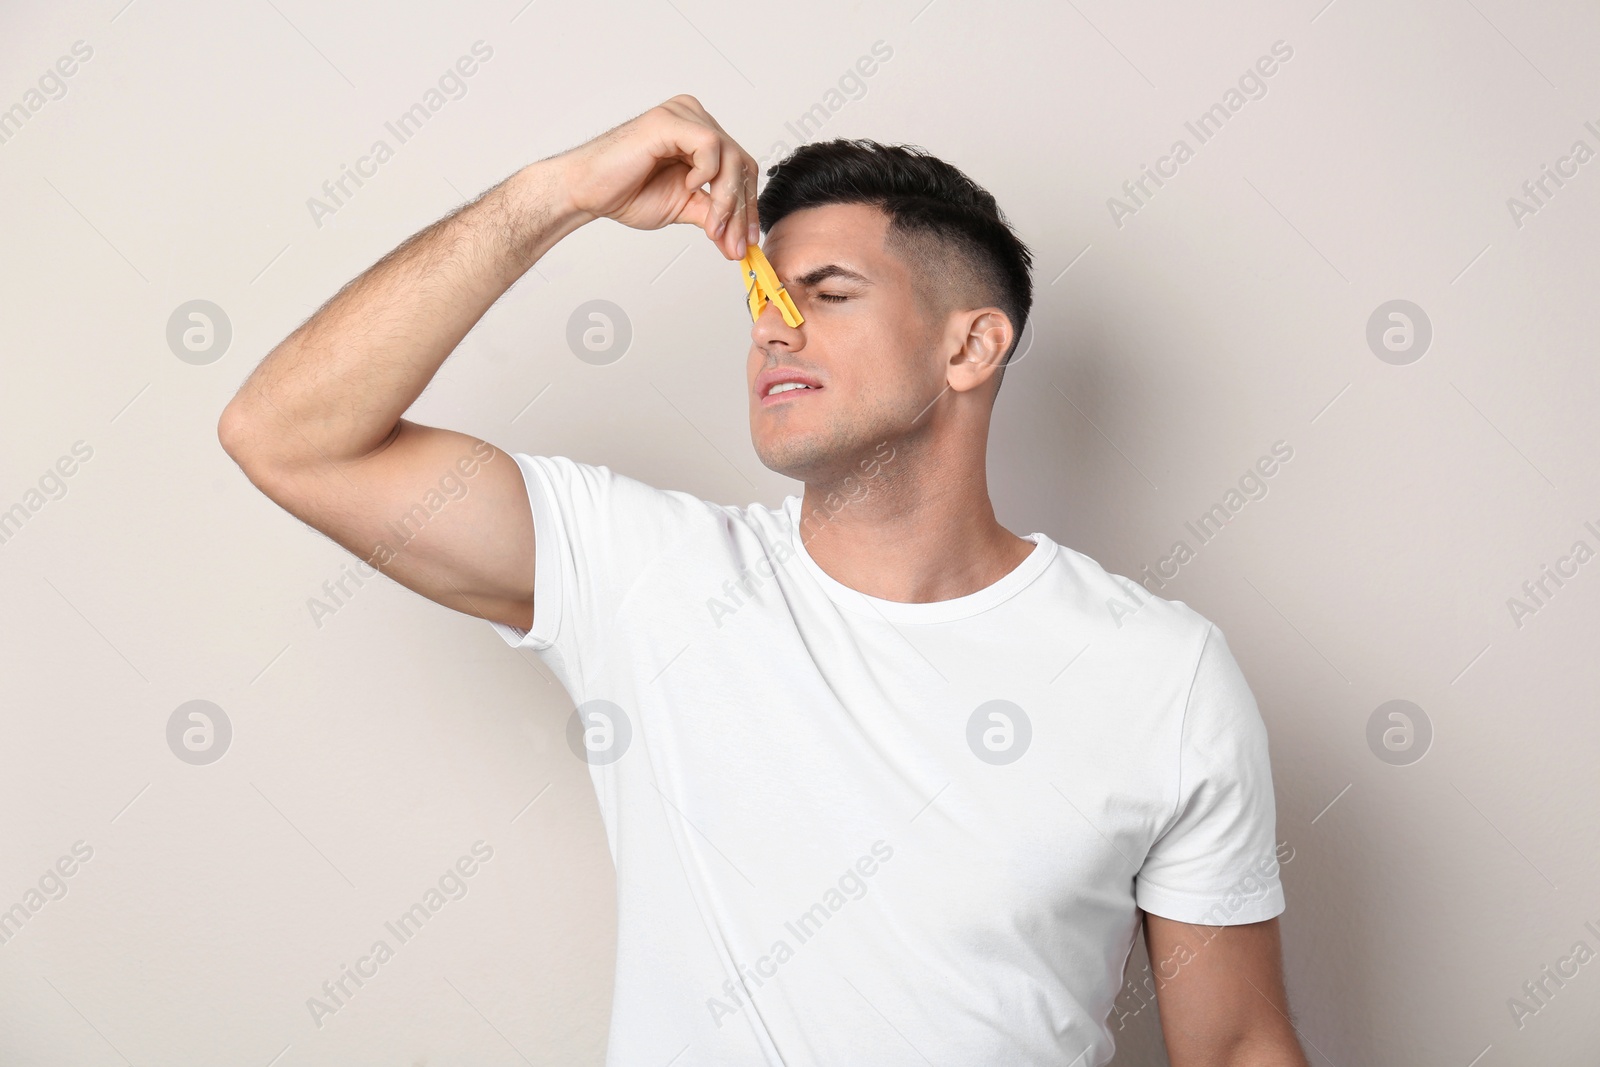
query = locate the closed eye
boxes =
[815,293,850,303]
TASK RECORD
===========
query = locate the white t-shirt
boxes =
[490,454,1285,1067]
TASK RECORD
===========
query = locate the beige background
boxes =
[2,0,1598,1063]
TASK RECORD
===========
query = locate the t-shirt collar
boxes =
[783,495,1057,624]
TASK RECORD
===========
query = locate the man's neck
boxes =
[796,459,1034,605]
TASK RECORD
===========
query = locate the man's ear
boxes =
[946,308,1012,394]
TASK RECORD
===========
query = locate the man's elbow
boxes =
[216,396,292,494]
[216,397,269,475]
[216,399,248,462]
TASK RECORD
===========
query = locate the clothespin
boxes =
[739,243,804,328]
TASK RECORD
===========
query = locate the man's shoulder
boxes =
[1047,539,1215,655]
[516,452,792,558]
[518,453,744,517]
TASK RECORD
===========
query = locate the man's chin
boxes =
[753,432,821,481]
[753,432,872,485]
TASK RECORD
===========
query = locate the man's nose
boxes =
[752,298,803,345]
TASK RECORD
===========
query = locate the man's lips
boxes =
[759,383,822,407]
[755,367,825,406]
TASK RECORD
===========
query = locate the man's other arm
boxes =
[1144,913,1313,1067]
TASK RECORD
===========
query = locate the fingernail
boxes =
[748,222,760,245]
[714,215,727,238]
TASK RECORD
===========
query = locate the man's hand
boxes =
[1143,913,1313,1066]
[560,93,760,260]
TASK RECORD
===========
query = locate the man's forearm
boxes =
[220,157,591,471]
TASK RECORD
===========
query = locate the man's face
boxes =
[746,202,946,482]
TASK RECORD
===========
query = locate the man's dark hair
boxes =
[757,138,1035,394]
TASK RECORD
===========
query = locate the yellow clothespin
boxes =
[739,243,804,328]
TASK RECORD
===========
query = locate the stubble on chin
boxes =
[758,418,892,487]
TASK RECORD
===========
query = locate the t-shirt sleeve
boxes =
[487,453,700,691]
[1134,622,1286,925]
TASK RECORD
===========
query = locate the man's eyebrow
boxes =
[784,264,873,287]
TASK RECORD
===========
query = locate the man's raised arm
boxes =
[216,95,760,632]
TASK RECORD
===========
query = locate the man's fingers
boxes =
[677,100,754,253]
[688,141,752,258]
[704,114,762,248]
[676,187,714,233]
[654,96,758,257]
[730,174,748,257]
[676,129,721,203]
[711,155,746,254]
[655,99,721,197]
[720,149,764,257]
[706,146,743,245]
[680,172,737,258]
[742,151,761,246]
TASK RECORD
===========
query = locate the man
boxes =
[220,95,1309,1066]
